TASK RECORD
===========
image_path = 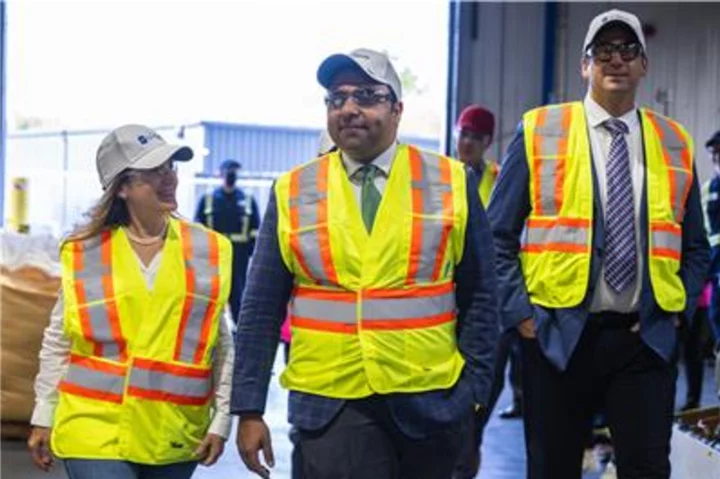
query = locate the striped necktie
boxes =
[603,118,637,293]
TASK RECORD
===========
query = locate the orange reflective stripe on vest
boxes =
[407,147,454,284]
[58,353,127,404]
[127,358,212,406]
[522,217,591,253]
[531,104,573,216]
[174,223,221,364]
[288,155,338,285]
[289,282,455,333]
[72,231,127,362]
[645,111,693,222]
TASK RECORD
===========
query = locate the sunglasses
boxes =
[324,88,394,110]
[586,42,643,62]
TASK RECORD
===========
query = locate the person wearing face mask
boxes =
[27,125,234,478]
[195,159,260,327]
[232,48,499,479]
[488,9,709,478]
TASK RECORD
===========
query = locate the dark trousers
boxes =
[454,330,523,479]
[520,314,676,479]
[681,307,708,407]
[298,397,463,479]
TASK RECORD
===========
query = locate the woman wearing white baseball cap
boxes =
[27,125,235,479]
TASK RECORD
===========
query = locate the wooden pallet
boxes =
[1,422,30,441]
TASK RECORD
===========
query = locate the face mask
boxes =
[224,171,237,187]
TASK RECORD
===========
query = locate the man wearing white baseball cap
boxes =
[28,124,236,478]
[488,9,708,479]
[233,48,499,478]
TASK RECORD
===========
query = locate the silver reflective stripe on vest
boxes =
[128,368,212,401]
[292,160,332,284]
[411,150,453,282]
[290,296,356,323]
[533,107,569,216]
[363,291,455,320]
[651,229,681,255]
[649,114,691,221]
[204,194,214,230]
[524,224,589,249]
[76,238,122,361]
[176,227,218,363]
[64,361,125,398]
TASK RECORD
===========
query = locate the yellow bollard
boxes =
[9,177,29,233]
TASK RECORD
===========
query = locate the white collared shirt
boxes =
[584,94,644,313]
[341,142,398,205]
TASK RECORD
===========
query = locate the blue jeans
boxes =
[64,459,198,479]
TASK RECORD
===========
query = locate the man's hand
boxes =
[194,433,225,466]
[27,427,54,471]
[237,415,274,478]
[516,318,536,339]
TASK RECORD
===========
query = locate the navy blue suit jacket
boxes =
[231,164,500,438]
[487,123,709,370]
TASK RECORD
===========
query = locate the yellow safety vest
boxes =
[275,144,469,398]
[478,160,499,206]
[520,102,694,311]
[51,218,232,464]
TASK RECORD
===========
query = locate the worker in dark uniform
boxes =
[195,159,260,326]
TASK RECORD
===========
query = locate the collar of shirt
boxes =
[583,94,639,131]
[341,142,398,182]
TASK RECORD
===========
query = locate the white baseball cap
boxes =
[583,9,647,54]
[317,48,403,101]
[96,124,193,189]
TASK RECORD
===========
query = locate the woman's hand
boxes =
[194,433,226,466]
[27,427,54,471]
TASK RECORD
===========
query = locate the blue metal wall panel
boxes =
[201,121,441,176]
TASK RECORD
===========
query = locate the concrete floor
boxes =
[3,350,717,479]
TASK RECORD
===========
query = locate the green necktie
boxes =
[359,165,382,233]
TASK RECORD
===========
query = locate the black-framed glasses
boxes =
[324,88,394,110]
[586,42,643,62]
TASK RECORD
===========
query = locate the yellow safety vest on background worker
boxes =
[520,101,694,311]
[51,218,232,464]
[478,160,499,206]
[275,144,469,398]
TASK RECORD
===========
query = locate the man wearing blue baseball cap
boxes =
[232,47,499,479]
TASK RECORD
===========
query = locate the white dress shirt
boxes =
[341,142,398,203]
[31,247,235,438]
[585,94,644,313]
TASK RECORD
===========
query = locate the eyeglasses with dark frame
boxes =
[586,42,643,62]
[324,88,395,110]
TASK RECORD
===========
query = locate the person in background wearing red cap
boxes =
[455,105,499,207]
[453,105,523,479]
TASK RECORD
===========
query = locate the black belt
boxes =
[588,311,639,328]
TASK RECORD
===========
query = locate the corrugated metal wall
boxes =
[201,121,440,175]
[452,2,547,161]
[555,2,720,183]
